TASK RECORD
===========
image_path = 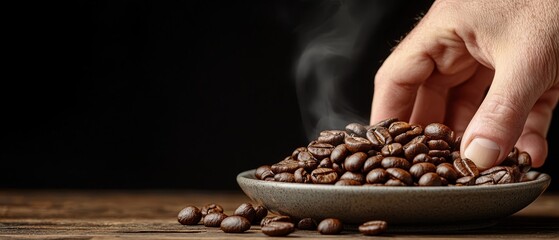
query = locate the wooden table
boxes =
[1,189,558,239]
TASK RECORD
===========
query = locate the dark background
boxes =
[2,1,558,191]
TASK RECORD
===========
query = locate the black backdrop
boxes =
[3,0,558,191]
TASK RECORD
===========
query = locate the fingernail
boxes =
[464,138,501,170]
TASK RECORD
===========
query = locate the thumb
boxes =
[460,63,549,170]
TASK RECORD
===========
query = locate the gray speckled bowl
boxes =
[237,169,550,232]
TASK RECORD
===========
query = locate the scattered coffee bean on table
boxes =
[220,216,251,233]
[177,206,202,225]
[297,218,317,230]
[203,212,228,227]
[261,221,295,237]
[359,220,388,236]
[255,118,540,186]
[234,203,256,223]
[317,218,343,235]
[261,215,292,227]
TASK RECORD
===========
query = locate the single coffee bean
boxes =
[253,205,268,224]
[345,135,373,153]
[178,206,202,225]
[388,121,411,137]
[381,156,411,170]
[430,156,447,165]
[262,221,295,237]
[386,168,413,185]
[291,147,307,159]
[346,122,368,137]
[220,216,251,233]
[339,171,365,183]
[297,151,316,161]
[424,123,454,144]
[308,142,334,160]
[450,151,461,161]
[344,152,368,172]
[384,179,406,186]
[201,203,224,217]
[418,172,442,186]
[403,135,427,150]
[298,159,318,171]
[371,117,398,129]
[255,165,274,180]
[274,172,295,182]
[406,124,423,139]
[294,168,312,183]
[427,139,450,150]
[366,127,393,150]
[317,218,343,235]
[261,215,292,227]
[318,130,346,145]
[359,220,388,236]
[412,153,433,164]
[480,166,518,184]
[455,176,476,186]
[318,158,333,168]
[518,152,532,173]
[381,142,404,157]
[335,179,362,186]
[404,142,429,160]
[271,159,299,174]
[362,155,384,173]
[204,212,228,227]
[366,168,389,184]
[453,158,480,177]
[367,149,380,156]
[298,218,317,230]
[409,162,437,180]
[428,149,451,158]
[332,162,345,175]
[311,168,338,184]
[475,175,495,185]
[330,144,350,163]
[234,203,256,223]
[436,163,458,182]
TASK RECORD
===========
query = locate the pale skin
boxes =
[370,0,559,170]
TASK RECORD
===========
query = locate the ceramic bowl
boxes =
[237,169,550,232]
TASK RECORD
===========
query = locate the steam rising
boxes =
[295,1,390,140]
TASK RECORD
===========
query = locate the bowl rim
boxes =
[237,169,551,193]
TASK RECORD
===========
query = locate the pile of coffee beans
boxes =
[255,118,538,186]
[178,202,388,236]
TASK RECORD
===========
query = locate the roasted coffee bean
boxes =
[455,176,476,186]
[220,216,251,233]
[344,152,368,172]
[332,162,345,175]
[404,142,429,160]
[201,203,224,217]
[454,158,479,177]
[367,149,380,156]
[366,168,389,184]
[271,159,299,174]
[429,149,451,158]
[308,142,334,160]
[318,158,333,168]
[253,206,268,224]
[386,168,413,185]
[437,163,458,182]
[311,168,338,184]
[291,147,307,159]
[450,151,461,161]
[317,218,343,235]
[475,175,495,185]
[381,143,404,157]
[366,127,393,149]
[298,218,317,230]
[346,122,368,137]
[518,152,532,173]
[409,162,437,180]
[403,135,427,149]
[255,165,274,180]
[388,121,411,136]
[297,151,316,161]
[363,155,384,173]
[261,215,292,227]
[298,159,318,171]
[345,136,373,152]
[412,153,433,164]
[480,166,516,184]
[335,179,362,186]
[406,124,423,139]
[384,179,406,186]
[431,156,447,165]
[234,203,256,222]
[359,220,388,236]
[424,123,454,144]
[371,117,398,129]
[204,212,228,227]
[381,157,411,170]
[340,171,365,183]
[418,172,442,186]
[503,147,519,165]
[274,172,295,182]
[318,130,346,145]
[440,176,449,186]
[178,206,202,225]
[262,222,295,237]
[294,168,312,183]
[453,135,462,150]
[427,139,450,150]
[330,144,350,163]
[521,171,541,182]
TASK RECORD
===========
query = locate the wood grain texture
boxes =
[0,190,558,239]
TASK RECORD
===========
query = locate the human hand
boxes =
[370,0,559,170]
